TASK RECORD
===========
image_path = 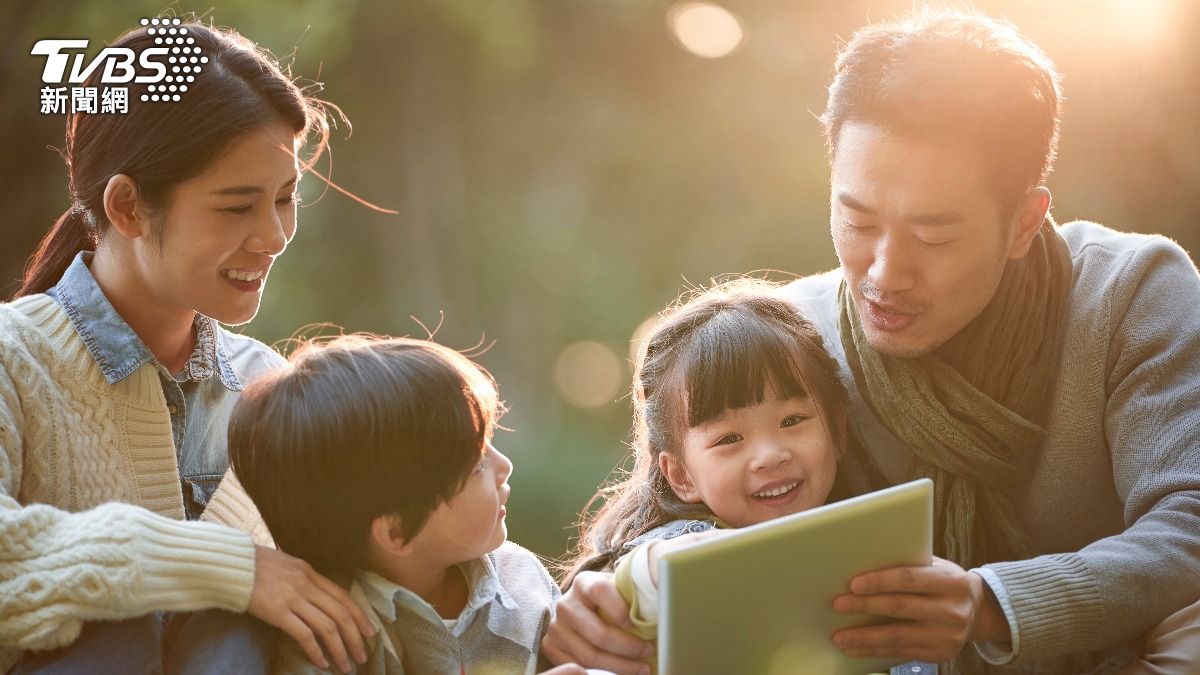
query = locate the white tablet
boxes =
[657,478,933,675]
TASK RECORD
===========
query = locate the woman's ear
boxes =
[659,453,702,503]
[102,174,149,240]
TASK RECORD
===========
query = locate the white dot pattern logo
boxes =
[141,17,205,104]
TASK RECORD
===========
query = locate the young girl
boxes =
[562,278,850,631]
[1,19,373,675]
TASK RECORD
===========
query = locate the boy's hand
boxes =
[542,571,654,675]
[248,545,376,673]
[830,556,1011,663]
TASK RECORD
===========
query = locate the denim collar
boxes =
[357,553,518,625]
[51,252,242,390]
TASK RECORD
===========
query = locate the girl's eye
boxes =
[781,414,809,428]
[714,433,742,446]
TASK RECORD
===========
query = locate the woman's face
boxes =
[137,121,301,326]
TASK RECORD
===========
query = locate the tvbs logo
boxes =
[33,18,206,114]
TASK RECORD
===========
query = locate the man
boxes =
[542,9,1200,674]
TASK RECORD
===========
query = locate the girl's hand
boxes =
[541,571,654,675]
[646,529,728,587]
[248,545,376,673]
[829,556,1010,663]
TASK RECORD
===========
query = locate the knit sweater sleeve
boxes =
[0,358,256,653]
[981,234,1200,660]
[202,468,276,548]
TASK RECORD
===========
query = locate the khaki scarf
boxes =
[838,220,1072,570]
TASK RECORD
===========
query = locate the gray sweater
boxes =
[274,541,558,674]
[781,220,1200,673]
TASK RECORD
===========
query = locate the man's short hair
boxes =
[228,335,503,576]
[821,8,1063,212]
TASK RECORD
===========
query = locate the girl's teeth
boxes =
[754,481,799,498]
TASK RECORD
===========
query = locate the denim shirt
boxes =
[47,252,284,520]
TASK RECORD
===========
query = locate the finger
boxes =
[305,575,370,663]
[295,600,353,674]
[280,612,330,670]
[559,593,652,660]
[848,562,956,595]
[832,592,964,623]
[576,573,634,628]
[543,624,651,675]
[833,622,964,660]
[309,569,377,640]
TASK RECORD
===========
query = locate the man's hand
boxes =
[542,571,654,675]
[830,556,1010,663]
[247,545,376,673]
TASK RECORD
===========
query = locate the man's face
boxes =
[830,121,1021,358]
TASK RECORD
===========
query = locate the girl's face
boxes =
[133,121,301,326]
[661,389,838,528]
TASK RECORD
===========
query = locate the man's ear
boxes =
[368,514,415,558]
[1007,186,1051,260]
[102,174,150,240]
[659,453,701,503]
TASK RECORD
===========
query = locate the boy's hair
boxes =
[562,278,849,584]
[228,335,503,576]
[821,8,1063,214]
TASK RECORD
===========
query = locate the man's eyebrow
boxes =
[210,176,298,196]
[837,191,963,226]
[836,192,875,215]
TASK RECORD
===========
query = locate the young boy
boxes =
[228,335,581,674]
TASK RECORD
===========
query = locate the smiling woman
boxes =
[0,20,375,675]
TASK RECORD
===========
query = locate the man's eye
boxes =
[919,238,953,248]
[781,414,809,428]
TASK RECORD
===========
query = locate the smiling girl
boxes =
[0,20,374,675]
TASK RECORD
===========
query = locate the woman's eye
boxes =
[277,193,301,206]
[781,414,809,428]
[221,205,253,215]
[715,433,742,446]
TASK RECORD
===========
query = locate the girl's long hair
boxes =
[561,279,849,585]
[14,20,334,298]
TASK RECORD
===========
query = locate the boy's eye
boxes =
[714,433,742,447]
[781,414,809,428]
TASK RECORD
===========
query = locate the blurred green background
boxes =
[2,0,1197,565]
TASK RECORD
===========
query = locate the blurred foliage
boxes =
[2,0,1197,564]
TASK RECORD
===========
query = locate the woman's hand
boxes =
[541,571,654,675]
[830,556,1010,663]
[248,545,376,673]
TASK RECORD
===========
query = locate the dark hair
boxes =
[14,20,333,299]
[228,335,504,577]
[820,8,1062,213]
[562,279,849,584]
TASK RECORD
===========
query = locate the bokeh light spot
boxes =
[554,341,624,410]
[668,2,745,59]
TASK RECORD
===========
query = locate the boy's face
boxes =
[404,443,513,565]
[662,390,837,528]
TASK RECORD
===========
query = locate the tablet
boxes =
[657,478,933,675]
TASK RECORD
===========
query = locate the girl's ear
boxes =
[659,452,702,503]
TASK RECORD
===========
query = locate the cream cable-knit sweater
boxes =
[0,294,268,671]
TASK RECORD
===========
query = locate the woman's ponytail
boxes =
[13,207,95,299]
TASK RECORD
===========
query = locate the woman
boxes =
[1,20,372,675]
